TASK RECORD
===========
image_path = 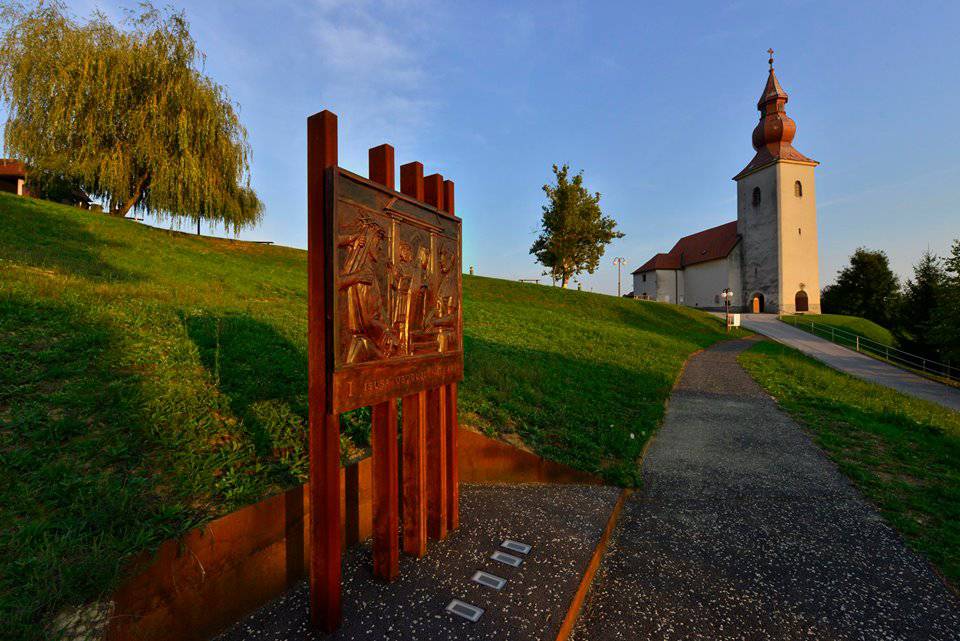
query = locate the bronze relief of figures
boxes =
[433,241,459,352]
[336,197,461,367]
[338,213,399,363]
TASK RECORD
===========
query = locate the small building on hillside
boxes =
[0,159,26,196]
[632,52,821,314]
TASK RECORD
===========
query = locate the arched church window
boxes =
[752,187,761,207]
[794,180,803,197]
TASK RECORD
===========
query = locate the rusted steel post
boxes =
[367,143,401,579]
[307,110,341,632]
[401,391,428,556]
[442,179,459,532]
[445,382,459,530]
[400,162,424,201]
[443,179,455,217]
[423,173,445,212]
[398,160,429,555]
[425,385,448,539]
[371,400,400,580]
[422,171,449,540]
[368,144,395,190]
[344,463,360,546]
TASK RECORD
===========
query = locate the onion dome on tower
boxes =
[734,49,817,180]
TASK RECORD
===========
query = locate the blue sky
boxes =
[8,0,960,294]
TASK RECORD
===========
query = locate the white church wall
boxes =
[777,162,821,313]
[632,271,658,300]
[683,259,730,309]
[655,269,682,304]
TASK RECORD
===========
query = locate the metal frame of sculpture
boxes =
[307,110,463,631]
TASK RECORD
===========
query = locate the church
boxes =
[632,53,821,314]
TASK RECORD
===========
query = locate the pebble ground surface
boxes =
[214,483,620,641]
[571,338,960,641]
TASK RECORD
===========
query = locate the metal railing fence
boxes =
[779,316,958,386]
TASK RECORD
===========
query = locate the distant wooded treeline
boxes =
[822,240,960,365]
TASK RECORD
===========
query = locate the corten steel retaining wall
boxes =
[105,429,600,641]
[457,429,600,485]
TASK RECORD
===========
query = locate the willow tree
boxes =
[0,2,262,231]
[530,164,623,288]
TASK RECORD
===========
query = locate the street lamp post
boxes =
[721,288,733,332]
[613,257,628,297]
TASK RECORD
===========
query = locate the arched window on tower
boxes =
[794,180,803,197]
[752,187,761,207]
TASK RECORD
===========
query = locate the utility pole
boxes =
[612,257,628,297]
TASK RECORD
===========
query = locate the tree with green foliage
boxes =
[931,240,960,365]
[899,249,947,356]
[530,164,623,288]
[821,247,900,327]
[0,1,262,232]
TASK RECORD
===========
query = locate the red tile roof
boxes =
[634,252,680,273]
[0,159,26,178]
[633,221,740,274]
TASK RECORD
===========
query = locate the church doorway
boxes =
[751,293,765,313]
[795,290,809,313]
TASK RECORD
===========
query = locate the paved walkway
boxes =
[740,313,960,412]
[572,339,960,640]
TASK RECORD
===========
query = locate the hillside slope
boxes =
[782,313,896,347]
[0,193,737,638]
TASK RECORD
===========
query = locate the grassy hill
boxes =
[0,192,741,638]
[781,313,896,347]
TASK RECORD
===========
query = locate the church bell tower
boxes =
[734,50,820,314]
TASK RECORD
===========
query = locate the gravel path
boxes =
[571,338,960,640]
[740,313,960,413]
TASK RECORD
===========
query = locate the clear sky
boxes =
[7,0,960,294]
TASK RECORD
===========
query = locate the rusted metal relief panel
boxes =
[330,168,463,413]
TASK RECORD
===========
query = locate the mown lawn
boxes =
[740,340,960,587]
[0,192,741,639]
[781,312,896,347]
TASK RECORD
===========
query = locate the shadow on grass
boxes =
[0,193,141,282]
[180,311,676,486]
[461,334,676,486]
[0,293,159,639]
[183,313,308,457]
[182,313,371,458]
